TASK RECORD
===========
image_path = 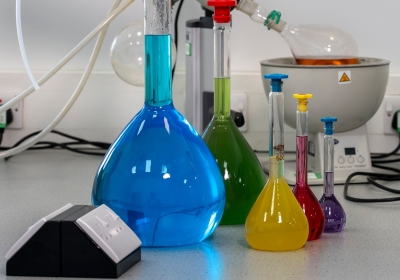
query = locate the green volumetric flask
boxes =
[202,2,266,224]
[202,79,266,225]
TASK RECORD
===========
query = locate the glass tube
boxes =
[324,133,335,195]
[269,80,285,167]
[214,22,230,118]
[144,0,172,106]
[295,107,308,185]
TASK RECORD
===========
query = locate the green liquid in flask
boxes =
[202,77,266,224]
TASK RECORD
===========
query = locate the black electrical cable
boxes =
[370,158,400,164]
[8,130,109,149]
[0,108,14,146]
[371,133,400,159]
[47,131,110,150]
[172,0,184,80]
[372,163,400,173]
[344,132,400,203]
[343,172,400,203]
[0,130,111,160]
[0,128,3,146]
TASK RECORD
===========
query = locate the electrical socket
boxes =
[0,93,23,129]
[383,95,400,134]
[231,93,247,132]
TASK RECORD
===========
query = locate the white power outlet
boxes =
[231,93,247,132]
[0,94,23,129]
[383,95,400,135]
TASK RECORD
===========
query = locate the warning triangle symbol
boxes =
[340,73,350,82]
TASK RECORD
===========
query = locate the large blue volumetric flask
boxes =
[91,0,226,247]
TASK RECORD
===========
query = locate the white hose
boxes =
[0,0,134,115]
[0,0,129,158]
[16,0,40,90]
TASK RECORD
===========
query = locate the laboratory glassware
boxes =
[236,0,358,65]
[110,20,177,87]
[202,0,266,225]
[292,94,325,241]
[245,74,308,251]
[319,117,346,232]
[92,0,226,247]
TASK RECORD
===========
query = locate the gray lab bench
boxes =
[1,150,400,280]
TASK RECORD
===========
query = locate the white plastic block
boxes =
[76,205,141,264]
[5,203,73,260]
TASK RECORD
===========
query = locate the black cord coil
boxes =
[344,134,400,203]
[0,130,110,160]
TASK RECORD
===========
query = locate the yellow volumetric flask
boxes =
[245,74,308,251]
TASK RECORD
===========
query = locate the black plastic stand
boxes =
[6,205,141,278]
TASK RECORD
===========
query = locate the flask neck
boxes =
[268,91,284,160]
[295,135,308,186]
[144,35,173,106]
[214,78,231,118]
[144,0,172,106]
[214,22,231,78]
[296,111,308,136]
[144,0,171,35]
[213,21,231,118]
[323,134,335,195]
[269,20,287,33]
[295,110,309,186]
[269,156,284,179]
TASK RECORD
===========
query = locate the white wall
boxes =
[2,0,400,73]
[0,0,399,153]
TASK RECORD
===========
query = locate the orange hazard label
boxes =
[340,73,350,82]
[338,71,351,84]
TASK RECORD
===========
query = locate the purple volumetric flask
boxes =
[319,117,346,232]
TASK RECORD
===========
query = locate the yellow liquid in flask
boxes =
[245,157,309,251]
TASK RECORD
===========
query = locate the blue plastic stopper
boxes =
[264,73,288,92]
[321,116,337,135]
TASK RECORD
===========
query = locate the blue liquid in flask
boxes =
[92,35,226,247]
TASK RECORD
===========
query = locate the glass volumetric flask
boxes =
[236,0,358,65]
[202,0,266,225]
[245,74,308,251]
[319,117,346,232]
[92,0,226,247]
[292,94,325,241]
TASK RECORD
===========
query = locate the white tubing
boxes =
[0,0,127,158]
[0,0,134,115]
[16,0,40,90]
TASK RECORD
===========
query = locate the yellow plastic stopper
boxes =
[293,93,312,112]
